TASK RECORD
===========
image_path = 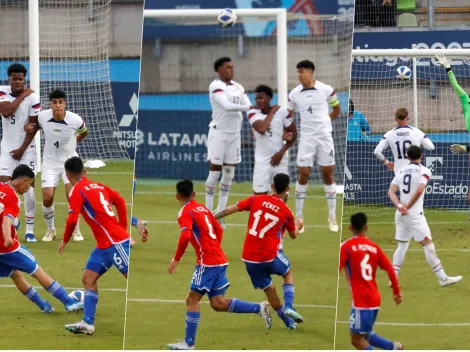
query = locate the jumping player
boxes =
[374,107,435,174]
[248,85,297,195]
[214,173,304,329]
[0,165,83,314]
[167,180,271,350]
[59,157,130,335]
[339,212,403,350]
[287,60,341,233]
[205,57,254,225]
[0,63,41,243]
[388,145,462,286]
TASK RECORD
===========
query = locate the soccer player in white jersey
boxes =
[287,60,341,233]
[388,145,462,287]
[0,63,41,243]
[26,90,88,242]
[374,107,435,174]
[248,85,297,195]
[205,57,254,224]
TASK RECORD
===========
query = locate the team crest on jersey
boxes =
[53,129,61,133]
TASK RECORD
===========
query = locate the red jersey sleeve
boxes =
[237,196,254,212]
[284,208,296,233]
[103,184,128,229]
[63,186,85,244]
[377,246,400,295]
[174,209,193,261]
[0,189,20,220]
[339,241,349,271]
[211,212,224,244]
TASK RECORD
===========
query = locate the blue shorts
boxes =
[85,240,130,276]
[0,246,38,277]
[349,308,379,334]
[244,251,291,290]
[190,265,230,298]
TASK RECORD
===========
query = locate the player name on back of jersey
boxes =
[350,243,377,254]
[396,131,410,137]
[398,167,422,175]
[262,201,281,213]
[84,183,105,191]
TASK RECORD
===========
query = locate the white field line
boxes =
[136,191,334,200]
[0,284,126,292]
[86,172,133,175]
[336,321,470,327]
[145,219,329,229]
[31,201,132,206]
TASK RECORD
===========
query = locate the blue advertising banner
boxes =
[352,30,470,79]
[344,141,470,209]
[143,0,353,39]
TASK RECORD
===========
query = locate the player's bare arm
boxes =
[170,228,192,274]
[378,248,402,305]
[288,218,304,239]
[329,103,340,120]
[271,123,297,167]
[0,88,33,118]
[213,204,239,219]
[404,182,426,210]
[374,139,394,171]
[11,115,38,161]
[251,105,280,134]
[388,184,408,215]
[76,126,88,143]
[2,215,14,248]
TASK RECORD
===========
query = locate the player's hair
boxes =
[349,99,354,115]
[64,156,84,175]
[296,60,315,72]
[273,173,290,194]
[11,164,34,180]
[350,212,367,232]
[176,179,194,198]
[214,57,232,72]
[49,89,67,101]
[7,63,27,77]
[406,145,422,161]
[254,84,273,99]
[395,107,409,121]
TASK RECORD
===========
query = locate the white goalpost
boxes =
[139,9,352,187]
[345,47,470,217]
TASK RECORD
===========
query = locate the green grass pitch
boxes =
[0,161,133,350]
[125,182,341,350]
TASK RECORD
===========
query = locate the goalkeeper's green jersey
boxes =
[447,69,470,131]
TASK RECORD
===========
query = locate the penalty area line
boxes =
[127,298,335,309]
[337,320,470,327]
[0,284,126,292]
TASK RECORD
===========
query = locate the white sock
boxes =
[392,241,410,277]
[205,171,220,212]
[324,183,336,219]
[24,187,35,234]
[42,205,55,230]
[295,182,308,218]
[74,218,80,233]
[423,243,446,281]
[217,166,235,211]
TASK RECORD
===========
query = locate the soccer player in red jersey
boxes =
[167,180,271,350]
[0,165,83,314]
[339,212,403,350]
[58,157,130,336]
[214,173,304,329]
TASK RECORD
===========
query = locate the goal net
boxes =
[345,48,470,217]
[137,9,352,187]
[0,0,128,166]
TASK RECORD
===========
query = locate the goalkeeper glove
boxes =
[450,144,468,154]
[435,53,451,69]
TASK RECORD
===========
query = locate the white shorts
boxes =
[0,148,37,177]
[207,128,241,165]
[41,166,70,188]
[296,134,335,167]
[395,211,432,242]
[253,160,289,193]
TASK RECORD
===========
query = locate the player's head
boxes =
[214,57,234,81]
[7,63,27,94]
[49,89,67,115]
[10,164,34,195]
[349,212,368,235]
[394,107,409,125]
[254,84,273,110]
[349,99,354,118]
[406,145,422,162]
[271,173,290,197]
[176,180,195,203]
[296,60,315,86]
[64,156,86,184]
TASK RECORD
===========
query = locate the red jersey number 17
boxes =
[248,210,280,239]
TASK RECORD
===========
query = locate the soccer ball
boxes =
[68,290,84,302]
[396,66,412,80]
[217,8,237,28]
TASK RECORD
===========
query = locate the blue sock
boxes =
[365,345,373,350]
[228,298,260,313]
[368,332,394,350]
[283,284,294,309]
[47,280,74,305]
[24,286,47,310]
[184,311,200,346]
[83,290,99,325]
[131,216,138,227]
[275,305,293,327]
